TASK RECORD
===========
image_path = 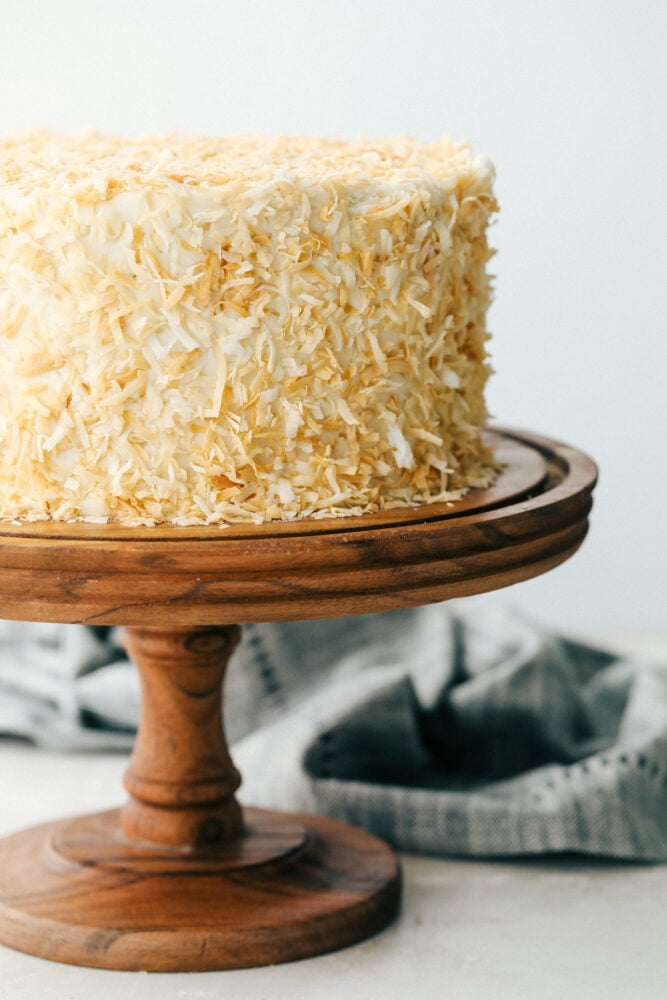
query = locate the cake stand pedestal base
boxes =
[0,807,399,972]
[0,624,399,971]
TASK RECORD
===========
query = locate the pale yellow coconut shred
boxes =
[0,131,498,525]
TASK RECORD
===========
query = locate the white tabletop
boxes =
[1,636,666,1000]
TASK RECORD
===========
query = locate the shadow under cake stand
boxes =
[0,427,597,971]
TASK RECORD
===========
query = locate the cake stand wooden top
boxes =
[0,427,597,626]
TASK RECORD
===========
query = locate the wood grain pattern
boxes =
[0,622,403,971]
[121,626,244,847]
[0,429,597,625]
[0,807,401,971]
[0,427,597,972]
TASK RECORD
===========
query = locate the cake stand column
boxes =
[121,625,244,848]
[0,618,401,970]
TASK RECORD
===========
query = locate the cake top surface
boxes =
[0,130,494,194]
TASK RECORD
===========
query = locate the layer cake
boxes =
[0,132,497,525]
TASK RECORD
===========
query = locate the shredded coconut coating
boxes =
[0,131,498,525]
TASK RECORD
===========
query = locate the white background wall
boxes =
[1,0,665,637]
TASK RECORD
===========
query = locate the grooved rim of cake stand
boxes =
[0,427,598,626]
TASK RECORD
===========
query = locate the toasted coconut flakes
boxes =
[0,130,497,524]
[337,399,358,426]
[405,295,432,320]
[412,428,444,447]
[387,422,415,470]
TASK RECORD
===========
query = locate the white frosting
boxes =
[0,131,498,524]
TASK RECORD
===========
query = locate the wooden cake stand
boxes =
[0,427,596,971]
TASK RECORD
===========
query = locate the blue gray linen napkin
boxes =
[0,605,665,861]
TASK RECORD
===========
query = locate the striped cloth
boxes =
[0,605,665,860]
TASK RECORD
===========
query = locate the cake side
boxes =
[0,132,498,525]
